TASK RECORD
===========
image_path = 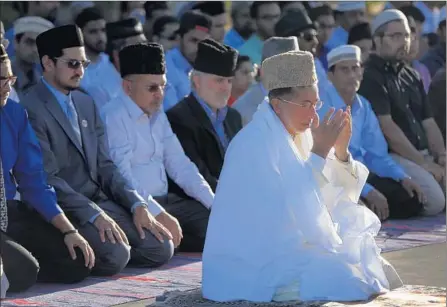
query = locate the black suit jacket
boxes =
[166,94,243,194]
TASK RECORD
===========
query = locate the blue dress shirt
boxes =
[224,28,246,49]
[163,47,193,111]
[0,99,63,221]
[237,34,264,65]
[5,27,15,57]
[193,91,229,150]
[319,83,408,197]
[325,26,348,52]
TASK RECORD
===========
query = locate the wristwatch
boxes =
[63,229,78,236]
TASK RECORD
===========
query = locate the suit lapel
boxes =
[72,93,94,169]
[37,81,86,161]
[187,95,225,159]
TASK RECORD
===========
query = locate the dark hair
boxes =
[423,32,439,47]
[250,1,278,19]
[268,87,294,101]
[399,5,426,23]
[15,33,25,42]
[309,4,333,22]
[144,1,168,20]
[153,15,178,37]
[347,22,371,44]
[235,55,251,70]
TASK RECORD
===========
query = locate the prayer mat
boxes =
[376,213,446,252]
[150,285,446,307]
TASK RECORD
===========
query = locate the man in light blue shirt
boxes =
[75,7,122,109]
[238,2,281,65]
[325,2,367,52]
[163,12,211,111]
[102,43,213,252]
[223,2,254,49]
[320,45,424,221]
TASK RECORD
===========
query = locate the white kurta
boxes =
[202,101,399,303]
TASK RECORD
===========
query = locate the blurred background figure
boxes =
[309,4,336,70]
[152,15,180,52]
[228,55,256,106]
[427,67,446,143]
[143,1,170,40]
[348,22,373,63]
[224,1,254,49]
[421,5,446,77]
[192,1,227,43]
[121,1,146,24]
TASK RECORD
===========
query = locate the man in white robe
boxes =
[202,50,402,303]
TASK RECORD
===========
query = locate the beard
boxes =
[86,41,106,55]
[236,25,254,40]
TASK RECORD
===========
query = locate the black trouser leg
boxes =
[367,174,423,219]
[6,201,91,284]
[1,230,39,292]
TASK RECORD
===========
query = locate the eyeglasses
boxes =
[54,57,91,69]
[0,76,17,88]
[276,97,323,110]
[381,31,411,41]
[124,79,168,93]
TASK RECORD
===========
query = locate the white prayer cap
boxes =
[14,16,54,36]
[371,9,409,35]
[327,45,361,68]
[262,51,317,91]
[336,2,366,12]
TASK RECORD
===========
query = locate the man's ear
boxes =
[122,78,132,95]
[270,98,281,114]
[112,50,120,71]
[42,55,54,72]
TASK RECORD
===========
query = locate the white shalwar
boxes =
[202,101,401,303]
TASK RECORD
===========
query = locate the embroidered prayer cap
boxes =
[119,43,165,77]
[193,38,238,77]
[327,45,361,69]
[14,16,54,36]
[36,25,84,60]
[347,22,372,44]
[335,2,366,12]
[177,11,211,36]
[261,36,299,63]
[262,51,317,91]
[275,9,315,37]
[371,9,409,35]
[192,1,226,16]
[75,6,104,29]
[106,18,144,41]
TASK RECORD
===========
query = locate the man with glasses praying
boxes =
[202,50,402,302]
[21,25,175,272]
[320,45,424,221]
[359,9,446,217]
[101,43,213,252]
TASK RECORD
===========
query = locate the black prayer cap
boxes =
[192,1,226,16]
[348,22,372,44]
[75,7,104,29]
[193,38,238,77]
[178,11,211,36]
[275,9,315,37]
[36,25,84,59]
[144,1,169,19]
[399,5,426,23]
[106,18,144,41]
[119,43,165,78]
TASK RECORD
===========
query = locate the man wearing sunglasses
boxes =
[0,43,95,290]
[359,10,446,217]
[202,50,402,302]
[275,9,330,95]
[102,43,214,252]
[21,25,174,275]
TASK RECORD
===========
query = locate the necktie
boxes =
[66,97,82,146]
[0,155,8,233]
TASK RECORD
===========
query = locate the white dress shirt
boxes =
[101,93,214,216]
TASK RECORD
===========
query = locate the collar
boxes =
[326,82,363,113]
[192,90,228,123]
[41,76,71,105]
[170,47,193,74]
[123,93,162,122]
[367,54,406,73]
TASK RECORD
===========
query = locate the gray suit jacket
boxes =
[232,83,267,126]
[21,80,145,225]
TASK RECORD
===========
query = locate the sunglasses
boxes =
[300,32,317,42]
[54,57,91,69]
[0,75,17,88]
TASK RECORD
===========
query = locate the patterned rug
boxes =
[2,214,445,307]
[151,285,446,307]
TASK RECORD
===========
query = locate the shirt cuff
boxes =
[89,212,102,224]
[130,196,166,217]
[308,153,327,173]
